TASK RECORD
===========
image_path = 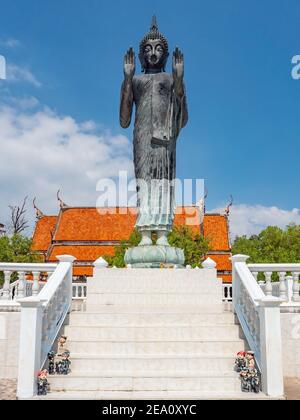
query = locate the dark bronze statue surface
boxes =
[120,16,188,247]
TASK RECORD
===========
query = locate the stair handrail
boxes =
[231,255,284,397]
[16,255,76,400]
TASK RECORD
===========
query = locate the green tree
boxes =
[232,224,300,281]
[232,224,300,264]
[104,227,210,268]
[0,234,42,286]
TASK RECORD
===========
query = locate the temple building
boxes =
[32,202,232,283]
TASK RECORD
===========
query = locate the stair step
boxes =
[47,372,242,392]
[84,304,225,313]
[66,355,237,373]
[89,280,221,294]
[67,312,238,326]
[33,390,275,400]
[87,293,222,306]
[66,338,246,355]
[64,324,242,341]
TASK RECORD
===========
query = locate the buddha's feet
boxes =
[138,231,153,246]
[156,231,170,247]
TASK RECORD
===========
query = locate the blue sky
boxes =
[0,0,300,236]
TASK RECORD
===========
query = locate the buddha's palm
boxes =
[124,47,135,79]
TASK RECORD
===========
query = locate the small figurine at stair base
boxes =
[37,370,50,396]
[47,351,56,375]
[235,351,247,372]
[235,351,260,394]
[56,350,71,375]
[47,335,72,376]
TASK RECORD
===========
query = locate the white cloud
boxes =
[0,38,21,48]
[6,64,41,87]
[0,105,133,233]
[211,204,300,238]
[9,96,40,110]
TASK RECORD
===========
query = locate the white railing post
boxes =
[17,271,26,299]
[17,297,44,399]
[264,272,273,296]
[257,296,284,397]
[32,271,40,296]
[292,272,300,302]
[231,255,249,312]
[56,255,75,307]
[279,272,287,301]
[1,271,11,300]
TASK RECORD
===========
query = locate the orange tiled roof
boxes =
[218,275,232,284]
[53,208,137,242]
[206,254,232,272]
[174,206,201,235]
[52,207,202,242]
[73,266,94,277]
[32,216,57,252]
[203,214,230,251]
[48,245,115,262]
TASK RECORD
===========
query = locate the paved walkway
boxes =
[285,378,300,400]
[0,378,299,400]
[0,380,17,400]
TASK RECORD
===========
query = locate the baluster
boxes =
[253,309,260,348]
[17,271,26,299]
[1,271,11,300]
[264,272,273,296]
[252,271,259,282]
[292,272,300,302]
[32,271,40,296]
[279,272,287,301]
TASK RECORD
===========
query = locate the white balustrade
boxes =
[16,255,76,400]
[232,255,284,397]
[0,263,57,304]
[248,263,300,305]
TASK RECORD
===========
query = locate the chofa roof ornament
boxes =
[57,190,69,210]
[33,198,45,220]
[225,195,234,216]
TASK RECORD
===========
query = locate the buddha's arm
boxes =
[120,48,135,129]
[120,77,134,129]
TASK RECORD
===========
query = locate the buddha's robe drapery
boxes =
[121,72,188,232]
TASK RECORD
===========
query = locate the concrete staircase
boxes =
[41,268,267,400]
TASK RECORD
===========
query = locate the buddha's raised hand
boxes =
[124,47,136,79]
[172,47,184,81]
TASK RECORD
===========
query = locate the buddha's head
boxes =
[139,16,169,73]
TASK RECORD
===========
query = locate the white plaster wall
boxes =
[281,313,300,378]
[0,312,20,379]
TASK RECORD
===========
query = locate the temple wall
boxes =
[0,312,20,379]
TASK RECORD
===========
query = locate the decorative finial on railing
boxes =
[94,257,108,269]
[202,257,217,269]
[33,198,45,220]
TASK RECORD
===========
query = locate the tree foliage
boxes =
[232,224,300,263]
[104,226,210,268]
[0,235,42,285]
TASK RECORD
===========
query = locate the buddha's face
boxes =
[142,39,166,70]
